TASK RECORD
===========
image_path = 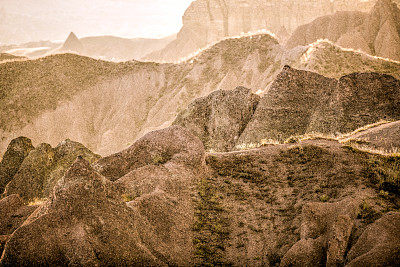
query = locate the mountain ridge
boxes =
[1,33,400,156]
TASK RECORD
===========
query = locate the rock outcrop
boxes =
[286,11,367,48]
[239,66,400,144]
[0,137,34,193]
[173,86,260,151]
[287,0,400,61]
[0,194,37,255]
[93,125,205,181]
[0,128,399,265]
[346,212,400,266]
[0,126,207,266]
[2,139,100,202]
[2,143,55,202]
[281,199,359,266]
[146,0,376,62]
[0,158,162,266]
[344,120,400,153]
[0,194,37,235]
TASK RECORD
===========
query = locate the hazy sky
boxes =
[0,0,194,43]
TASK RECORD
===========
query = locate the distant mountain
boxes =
[60,32,83,53]
[145,0,378,62]
[78,34,176,61]
[1,33,400,156]
[287,0,400,61]
[0,33,176,62]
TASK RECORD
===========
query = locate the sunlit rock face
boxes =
[287,0,400,61]
[146,0,377,62]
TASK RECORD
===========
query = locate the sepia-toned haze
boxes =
[0,0,194,44]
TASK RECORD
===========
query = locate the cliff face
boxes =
[287,0,400,61]
[146,0,377,62]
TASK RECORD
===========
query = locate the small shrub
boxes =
[357,200,382,224]
[320,194,329,202]
[151,153,168,165]
[121,194,136,202]
[284,136,300,144]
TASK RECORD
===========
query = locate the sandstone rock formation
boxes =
[175,65,400,151]
[0,128,399,265]
[173,86,260,151]
[0,194,37,236]
[287,0,400,61]
[2,139,100,202]
[346,212,400,266]
[0,194,37,255]
[94,125,206,265]
[0,158,162,266]
[93,125,205,181]
[0,126,207,266]
[286,11,367,48]
[0,137,34,193]
[239,66,400,144]
[146,0,377,62]
[281,199,359,266]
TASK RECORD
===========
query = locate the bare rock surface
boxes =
[146,0,376,62]
[0,157,161,266]
[2,139,100,202]
[239,66,400,144]
[173,86,260,151]
[0,126,207,266]
[60,32,83,53]
[287,0,400,61]
[238,66,337,144]
[0,137,34,194]
[344,120,400,153]
[280,236,327,267]
[282,199,359,266]
[93,125,205,181]
[0,194,37,256]
[3,143,55,202]
[346,212,400,266]
[286,11,367,49]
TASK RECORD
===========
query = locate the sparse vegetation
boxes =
[151,154,166,165]
[357,200,382,224]
[27,197,46,206]
[319,194,329,202]
[363,155,400,195]
[193,177,230,266]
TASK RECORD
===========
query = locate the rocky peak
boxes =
[173,86,260,151]
[61,32,83,53]
[49,157,114,213]
[0,137,34,193]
